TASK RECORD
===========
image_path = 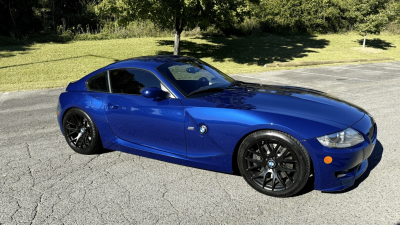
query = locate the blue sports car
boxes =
[57,55,377,197]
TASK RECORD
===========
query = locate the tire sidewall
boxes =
[238,130,311,197]
[62,108,100,155]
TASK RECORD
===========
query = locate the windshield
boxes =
[157,59,235,97]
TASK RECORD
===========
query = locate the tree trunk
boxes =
[8,1,16,28]
[174,30,181,55]
[363,32,367,48]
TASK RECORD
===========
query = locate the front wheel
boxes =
[62,108,102,154]
[237,130,311,197]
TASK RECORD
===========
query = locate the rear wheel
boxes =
[238,130,310,197]
[62,108,102,154]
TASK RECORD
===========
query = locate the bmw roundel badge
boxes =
[268,159,276,169]
[199,125,208,134]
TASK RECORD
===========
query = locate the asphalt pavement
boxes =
[1,62,400,224]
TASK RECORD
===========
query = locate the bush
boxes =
[385,22,400,34]
[0,36,25,46]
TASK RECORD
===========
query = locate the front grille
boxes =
[368,124,376,141]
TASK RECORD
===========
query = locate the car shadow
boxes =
[97,148,115,155]
[357,38,396,50]
[97,139,382,197]
[327,140,384,194]
[156,35,330,66]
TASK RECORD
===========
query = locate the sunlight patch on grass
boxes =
[351,47,382,53]
[0,33,399,92]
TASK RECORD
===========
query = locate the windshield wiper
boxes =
[187,87,225,97]
[228,80,244,87]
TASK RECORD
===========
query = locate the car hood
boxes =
[196,83,366,126]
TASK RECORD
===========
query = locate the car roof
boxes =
[105,55,197,69]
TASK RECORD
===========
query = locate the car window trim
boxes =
[108,67,177,98]
[107,70,112,93]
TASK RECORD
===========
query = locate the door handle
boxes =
[108,103,119,109]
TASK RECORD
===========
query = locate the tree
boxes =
[347,0,389,48]
[96,0,250,55]
[249,0,348,33]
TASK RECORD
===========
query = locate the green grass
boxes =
[0,32,399,92]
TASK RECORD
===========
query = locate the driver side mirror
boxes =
[141,87,168,100]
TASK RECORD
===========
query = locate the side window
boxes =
[87,72,109,92]
[109,68,161,95]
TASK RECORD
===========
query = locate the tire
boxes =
[237,130,311,197]
[62,108,102,155]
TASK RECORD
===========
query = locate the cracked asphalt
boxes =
[1,62,400,224]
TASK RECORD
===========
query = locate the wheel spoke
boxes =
[271,173,276,191]
[274,143,281,153]
[280,167,297,172]
[66,120,78,126]
[73,115,81,126]
[265,141,274,154]
[276,171,286,188]
[248,149,261,156]
[282,159,297,163]
[66,126,78,133]
[283,171,293,182]
[262,171,269,188]
[251,171,263,179]
[245,157,262,164]
[246,164,262,171]
[256,141,268,158]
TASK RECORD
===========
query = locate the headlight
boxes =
[317,128,364,148]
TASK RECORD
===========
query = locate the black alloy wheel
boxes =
[62,108,102,154]
[238,130,311,197]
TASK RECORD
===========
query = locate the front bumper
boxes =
[302,114,377,192]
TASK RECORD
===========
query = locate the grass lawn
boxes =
[0,32,399,92]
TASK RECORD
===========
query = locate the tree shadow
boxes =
[0,54,119,70]
[156,35,330,66]
[328,140,384,194]
[357,38,396,50]
[0,45,34,58]
[0,35,74,59]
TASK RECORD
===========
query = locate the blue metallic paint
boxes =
[57,55,377,192]
[105,94,186,155]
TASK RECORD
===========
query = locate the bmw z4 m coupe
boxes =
[57,55,377,197]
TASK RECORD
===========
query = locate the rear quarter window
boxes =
[87,72,109,92]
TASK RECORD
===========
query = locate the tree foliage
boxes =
[1,0,400,46]
[249,0,350,33]
[96,0,250,54]
[0,0,100,38]
[346,0,389,34]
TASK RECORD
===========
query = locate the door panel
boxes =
[105,94,186,155]
[104,68,186,155]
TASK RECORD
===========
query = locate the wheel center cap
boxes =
[80,128,85,133]
[267,159,276,169]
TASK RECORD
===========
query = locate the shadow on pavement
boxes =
[97,148,115,155]
[157,35,330,66]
